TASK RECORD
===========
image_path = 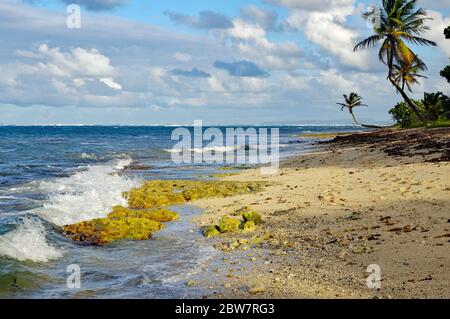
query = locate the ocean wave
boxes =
[35,156,140,226]
[0,218,63,263]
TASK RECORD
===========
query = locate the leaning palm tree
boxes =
[392,57,427,92]
[337,93,366,126]
[354,0,437,123]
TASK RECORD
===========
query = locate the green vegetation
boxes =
[389,93,450,128]
[353,0,437,123]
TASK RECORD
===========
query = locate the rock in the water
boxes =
[126,180,267,209]
[64,217,164,245]
[108,206,179,222]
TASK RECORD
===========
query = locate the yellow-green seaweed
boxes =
[203,226,221,238]
[209,172,239,178]
[218,216,241,233]
[108,206,179,222]
[126,180,266,209]
[241,220,256,233]
[64,180,266,245]
[242,211,263,225]
[63,217,165,245]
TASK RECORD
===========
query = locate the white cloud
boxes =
[425,10,450,57]
[283,0,372,70]
[223,18,303,70]
[35,44,116,78]
[99,78,122,90]
[174,52,192,62]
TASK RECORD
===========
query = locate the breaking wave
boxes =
[0,218,63,263]
[35,156,140,226]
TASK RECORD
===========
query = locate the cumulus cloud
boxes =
[240,5,283,31]
[164,10,234,29]
[425,10,450,57]
[35,44,116,78]
[214,60,269,77]
[268,0,372,70]
[2,0,445,124]
[222,18,304,70]
[171,68,211,78]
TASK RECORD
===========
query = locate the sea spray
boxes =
[0,217,63,262]
[36,156,140,226]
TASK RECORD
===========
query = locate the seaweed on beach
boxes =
[64,180,267,245]
[125,180,267,209]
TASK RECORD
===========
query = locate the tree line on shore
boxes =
[337,0,449,128]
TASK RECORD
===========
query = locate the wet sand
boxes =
[192,128,450,299]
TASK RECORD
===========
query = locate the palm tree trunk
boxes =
[351,110,384,129]
[388,77,428,123]
[387,42,427,124]
[350,110,361,126]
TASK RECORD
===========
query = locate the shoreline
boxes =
[192,128,450,298]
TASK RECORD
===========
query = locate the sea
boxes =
[0,125,365,298]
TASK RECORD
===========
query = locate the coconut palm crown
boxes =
[354,0,437,122]
[337,92,368,126]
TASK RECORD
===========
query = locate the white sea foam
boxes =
[0,218,63,262]
[36,156,140,226]
[165,145,240,154]
[80,152,98,160]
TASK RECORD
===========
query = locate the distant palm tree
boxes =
[337,93,368,126]
[354,0,437,123]
[392,57,427,92]
[423,92,444,121]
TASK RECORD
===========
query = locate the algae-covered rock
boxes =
[241,220,256,233]
[64,217,164,245]
[242,211,263,225]
[203,226,221,238]
[108,206,179,222]
[125,181,187,209]
[64,179,267,245]
[218,216,241,233]
[126,180,266,209]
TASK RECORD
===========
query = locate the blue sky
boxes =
[0,0,449,125]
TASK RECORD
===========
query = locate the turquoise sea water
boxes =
[0,125,365,298]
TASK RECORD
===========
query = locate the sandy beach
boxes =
[193,128,450,299]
